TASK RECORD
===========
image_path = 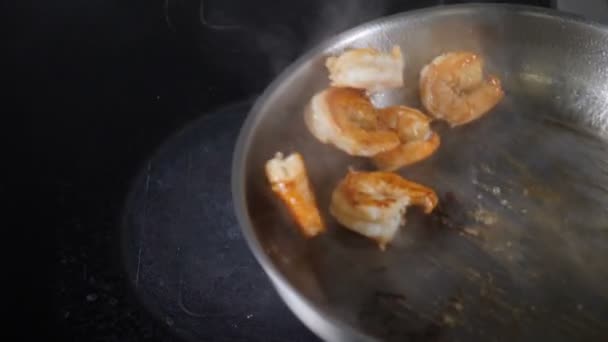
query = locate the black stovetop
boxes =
[17,0,551,340]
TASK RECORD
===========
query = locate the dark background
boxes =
[13,0,551,341]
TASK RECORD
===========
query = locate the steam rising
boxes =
[306,0,388,47]
[256,0,388,75]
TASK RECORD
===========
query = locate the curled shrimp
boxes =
[265,152,325,237]
[373,106,441,171]
[326,46,404,92]
[420,51,504,126]
[330,170,438,250]
[305,87,400,157]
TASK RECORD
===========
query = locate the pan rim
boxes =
[231,3,608,341]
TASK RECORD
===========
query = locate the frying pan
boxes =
[232,4,608,341]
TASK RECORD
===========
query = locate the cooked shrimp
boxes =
[304,87,400,156]
[373,106,441,171]
[330,171,438,250]
[326,46,404,92]
[420,51,504,126]
[373,133,440,171]
[265,152,325,237]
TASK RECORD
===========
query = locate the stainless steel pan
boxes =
[232,4,608,341]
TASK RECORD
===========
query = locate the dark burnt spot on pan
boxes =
[423,192,472,235]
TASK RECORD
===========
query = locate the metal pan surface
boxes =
[233,4,608,341]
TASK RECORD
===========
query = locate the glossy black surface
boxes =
[16,0,550,340]
[122,103,319,342]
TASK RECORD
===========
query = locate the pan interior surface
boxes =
[236,5,608,341]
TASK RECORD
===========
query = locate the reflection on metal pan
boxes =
[233,4,608,341]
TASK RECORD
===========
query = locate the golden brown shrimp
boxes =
[304,87,400,157]
[372,106,441,171]
[373,134,440,171]
[265,152,325,237]
[330,171,438,250]
[326,46,404,92]
[420,51,504,126]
